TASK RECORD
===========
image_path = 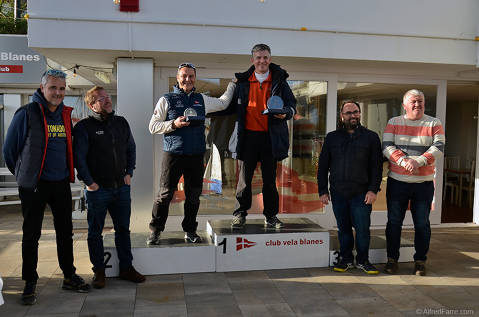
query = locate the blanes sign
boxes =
[0,35,46,84]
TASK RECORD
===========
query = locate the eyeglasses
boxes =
[342,110,360,116]
[178,63,196,70]
[42,69,67,79]
[95,96,111,103]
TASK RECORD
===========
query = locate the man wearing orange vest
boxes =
[229,44,296,229]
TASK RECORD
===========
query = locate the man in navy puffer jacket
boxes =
[3,69,90,305]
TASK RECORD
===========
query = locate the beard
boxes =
[342,118,359,130]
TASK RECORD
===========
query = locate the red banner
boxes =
[0,65,23,73]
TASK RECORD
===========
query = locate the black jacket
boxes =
[317,125,383,198]
[73,112,136,188]
[229,63,296,161]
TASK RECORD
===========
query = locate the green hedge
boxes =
[0,18,27,34]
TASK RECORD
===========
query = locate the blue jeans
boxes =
[86,184,133,272]
[386,177,434,262]
[331,191,372,264]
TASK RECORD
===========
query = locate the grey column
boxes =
[117,58,154,232]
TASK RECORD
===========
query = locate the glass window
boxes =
[164,78,328,215]
[285,81,327,213]
[167,77,237,215]
[337,83,437,211]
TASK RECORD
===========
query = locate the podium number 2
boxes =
[104,251,112,269]
[218,238,227,254]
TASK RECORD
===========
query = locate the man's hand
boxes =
[403,158,420,174]
[173,116,190,129]
[124,174,131,185]
[319,193,330,205]
[86,182,99,191]
[364,191,377,205]
[274,114,287,119]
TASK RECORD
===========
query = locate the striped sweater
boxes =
[382,114,445,183]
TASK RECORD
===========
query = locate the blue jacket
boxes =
[2,89,74,188]
[163,86,206,155]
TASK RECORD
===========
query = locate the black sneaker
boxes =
[384,257,399,274]
[231,213,246,229]
[62,274,90,293]
[333,259,354,272]
[21,281,37,305]
[146,230,161,245]
[414,260,426,276]
[184,231,202,243]
[264,216,283,229]
[356,260,379,274]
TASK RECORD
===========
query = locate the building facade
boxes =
[22,0,479,229]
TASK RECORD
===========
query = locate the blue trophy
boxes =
[262,96,287,115]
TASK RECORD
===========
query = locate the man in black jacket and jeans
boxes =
[317,100,383,274]
[229,44,296,229]
[73,86,145,289]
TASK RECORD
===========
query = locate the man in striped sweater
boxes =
[382,89,445,276]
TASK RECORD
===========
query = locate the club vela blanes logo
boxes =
[236,237,256,251]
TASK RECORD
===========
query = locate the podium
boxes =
[103,232,215,277]
[207,218,330,271]
[103,217,415,277]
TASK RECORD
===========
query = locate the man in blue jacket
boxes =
[147,63,236,245]
[229,44,296,229]
[73,86,145,289]
[317,100,383,274]
[3,69,90,305]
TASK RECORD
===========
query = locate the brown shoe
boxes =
[414,261,426,276]
[92,269,106,289]
[384,257,399,274]
[119,266,146,283]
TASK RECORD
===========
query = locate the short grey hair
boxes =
[41,69,67,86]
[403,89,425,104]
[251,44,271,56]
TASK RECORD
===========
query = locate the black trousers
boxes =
[234,130,279,218]
[18,178,76,282]
[150,152,203,233]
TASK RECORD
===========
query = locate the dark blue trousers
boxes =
[331,191,372,264]
[86,184,133,272]
[386,177,434,261]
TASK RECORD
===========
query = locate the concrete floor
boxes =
[1,206,479,317]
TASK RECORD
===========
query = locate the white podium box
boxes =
[329,235,414,266]
[103,231,215,277]
[207,218,330,272]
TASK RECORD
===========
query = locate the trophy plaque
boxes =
[184,107,205,123]
[262,96,287,115]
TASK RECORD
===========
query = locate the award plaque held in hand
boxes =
[184,108,205,123]
[262,96,287,115]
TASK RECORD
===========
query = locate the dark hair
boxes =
[251,44,271,56]
[340,100,361,113]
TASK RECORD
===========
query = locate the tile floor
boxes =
[0,206,478,316]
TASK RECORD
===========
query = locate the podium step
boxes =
[103,231,215,277]
[207,217,330,272]
[329,234,414,266]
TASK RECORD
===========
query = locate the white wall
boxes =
[28,0,479,66]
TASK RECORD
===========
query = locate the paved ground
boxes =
[1,205,479,317]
